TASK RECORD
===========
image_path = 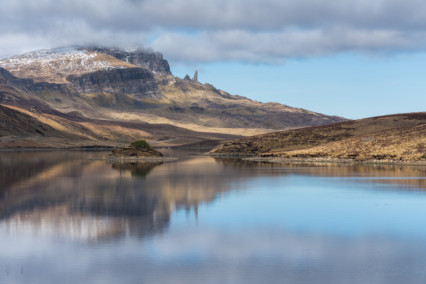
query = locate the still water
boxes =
[1,150,426,283]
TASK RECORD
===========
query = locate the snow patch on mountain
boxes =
[0,47,125,73]
[0,47,136,83]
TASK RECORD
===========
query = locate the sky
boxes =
[0,0,425,119]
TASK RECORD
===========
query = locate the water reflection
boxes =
[260,161,426,189]
[0,152,425,242]
[1,151,426,283]
[0,152,286,241]
[111,161,162,178]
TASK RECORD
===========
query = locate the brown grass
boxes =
[211,113,426,161]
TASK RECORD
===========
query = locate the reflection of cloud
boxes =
[2,227,426,283]
[1,152,426,282]
[146,228,410,264]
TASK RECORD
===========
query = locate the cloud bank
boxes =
[1,0,426,62]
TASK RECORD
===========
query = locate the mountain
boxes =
[210,113,426,162]
[0,47,345,148]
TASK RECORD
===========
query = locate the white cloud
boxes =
[151,29,425,63]
[1,0,426,62]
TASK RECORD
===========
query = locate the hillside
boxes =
[0,104,69,138]
[0,103,238,149]
[0,104,99,148]
[0,47,345,148]
[210,113,426,161]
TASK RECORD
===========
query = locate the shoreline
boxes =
[0,144,216,152]
[209,153,426,166]
[245,156,426,166]
[1,147,424,166]
[106,156,178,162]
[0,146,114,152]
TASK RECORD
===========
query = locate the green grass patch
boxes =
[130,140,153,150]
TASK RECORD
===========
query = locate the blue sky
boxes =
[0,0,425,119]
[172,53,426,119]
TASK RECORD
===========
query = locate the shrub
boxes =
[130,140,153,150]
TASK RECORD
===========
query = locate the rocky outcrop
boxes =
[111,147,163,158]
[183,71,198,82]
[1,67,70,94]
[91,48,171,74]
[67,67,160,99]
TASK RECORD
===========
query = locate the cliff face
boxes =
[0,67,78,113]
[0,47,170,84]
[67,67,160,99]
[91,48,171,75]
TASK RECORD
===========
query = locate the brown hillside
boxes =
[210,113,426,161]
[0,104,71,138]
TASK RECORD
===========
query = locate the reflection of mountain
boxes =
[0,152,280,241]
[1,151,425,242]
[214,157,426,189]
[0,152,168,240]
[0,151,88,191]
[111,161,163,178]
[268,162,426,190]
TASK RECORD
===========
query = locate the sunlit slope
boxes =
[211,113,426,161]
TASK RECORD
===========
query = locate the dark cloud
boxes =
[1,0,426,61]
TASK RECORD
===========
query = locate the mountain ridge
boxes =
[0,47,346,148]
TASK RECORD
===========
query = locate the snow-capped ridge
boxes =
[0,47,135,83]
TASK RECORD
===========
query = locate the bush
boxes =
[130,140,153,150]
